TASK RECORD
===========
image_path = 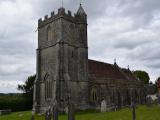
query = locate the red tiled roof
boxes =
[121,68,138,81]
[88,59,127,80]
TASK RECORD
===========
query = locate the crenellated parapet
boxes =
[38,7,86,28]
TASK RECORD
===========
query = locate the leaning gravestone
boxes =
[100,100,107,112]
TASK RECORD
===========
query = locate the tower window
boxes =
[45,81,52,100]
[71,51,74,58]
[90,88,98,103]
[47,26,52,41]
[44,74,53,100]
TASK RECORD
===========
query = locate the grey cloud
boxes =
[117,0,160,27]
[0,38,35,56]
[127,42,160,61]
[0,0,160,92]
[112,39,149,50]
[146,61,160,69]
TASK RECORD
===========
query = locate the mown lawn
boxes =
[0,105,160,120]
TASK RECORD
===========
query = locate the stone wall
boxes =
[34,7,89,113]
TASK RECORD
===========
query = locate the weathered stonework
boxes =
[33,6,89,113]
[33,5,145,113]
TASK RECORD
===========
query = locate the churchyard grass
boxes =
[0,105,160,120]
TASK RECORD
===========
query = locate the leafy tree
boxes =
[156,77,160,87]
[133,70,150,84]
[17,74,36,110]
[18,74,36,98]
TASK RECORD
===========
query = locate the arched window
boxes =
[90,88,98,103]
[44,74,52,100]
[47,26,52,41]
[134,90,139,103]
[71,51,74,58]
[117,92,121,107]
[126,90,131,105]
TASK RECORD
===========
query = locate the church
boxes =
[33,5,145,113]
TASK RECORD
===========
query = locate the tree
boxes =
[133,70,150,84]
[156,77,160,88]
[17,74,36,110]
[157,77,160,81]
[18,74,36,98]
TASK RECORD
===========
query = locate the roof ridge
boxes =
[116,66,130,81]
[88,59,114,66]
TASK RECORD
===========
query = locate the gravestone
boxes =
[45,110,48,120]
[100,100,107,112]
[131,102,136,120]
[65,107,68,114]
[0,109,11,115]
[31,111,35,120]
[68,102,75,120]
[48,108,52,120]
[158,96,160,106]
[113,103,118,111]
[45,109,51,120]
[146,96,152,107]
[53,102,58,120]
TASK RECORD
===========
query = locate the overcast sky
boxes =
[0,0,160,93]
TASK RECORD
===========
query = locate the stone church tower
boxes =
[33,5,89,113]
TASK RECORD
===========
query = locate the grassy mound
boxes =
[0,105,160,120]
